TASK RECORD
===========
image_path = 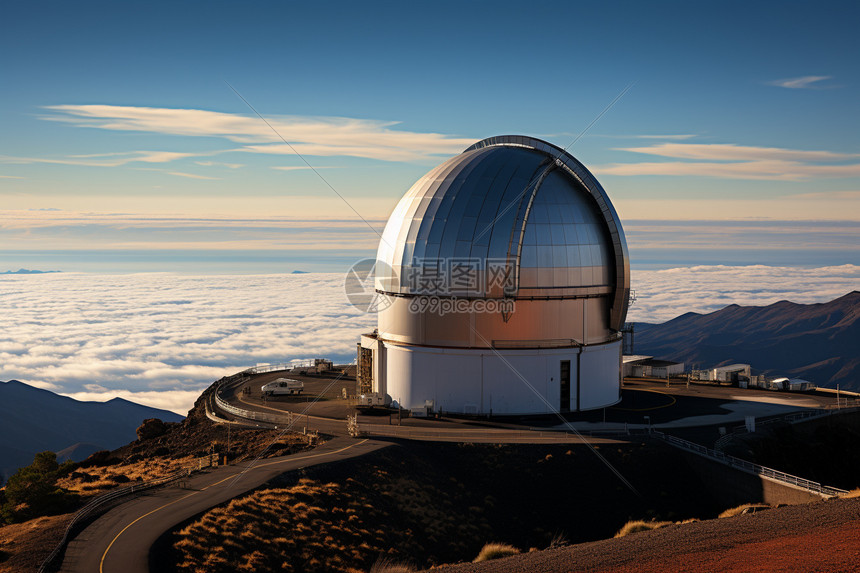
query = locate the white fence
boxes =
[246,363,293,375]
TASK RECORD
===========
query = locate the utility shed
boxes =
[711,364,751,383]
[788,378,816,391]
[623,356,684,379]
[622,355,653,378]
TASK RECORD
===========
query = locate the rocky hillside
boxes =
[635,291,860,390]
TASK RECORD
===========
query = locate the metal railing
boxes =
[38,466,197,573]
[214,382,294,426]
[246,363,294,375]
[39,368,304,573]
[714,405,860,450]
[652,431,848,498]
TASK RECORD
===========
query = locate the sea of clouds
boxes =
[1,265,858,415]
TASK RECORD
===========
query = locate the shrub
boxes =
[473,542,520,562]
[370,557,416,573]
[718,503,770,518]
[614,519,673,538]
[137,418,168,441]
[1,451,79,523]
[548,531,569,548]
[69,471,97,483]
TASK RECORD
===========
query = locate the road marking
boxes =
[612,389,677,412]
[98,440,368,573]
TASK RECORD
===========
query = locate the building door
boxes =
[358,346,374,394]
[560,360,571,412]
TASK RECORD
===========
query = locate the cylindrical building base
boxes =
[370,338,621,415]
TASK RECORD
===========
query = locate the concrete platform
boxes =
[226,372,845,440]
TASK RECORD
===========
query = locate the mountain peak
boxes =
[635,291,860,390]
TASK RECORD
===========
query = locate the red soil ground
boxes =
[433,497,860,573]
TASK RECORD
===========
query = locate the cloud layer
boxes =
[37,105,475,163]
[0,273,376,414]
[768,75,833,89]
[629,264,860,322]
[2,267,858,414]
[597,142,860,181]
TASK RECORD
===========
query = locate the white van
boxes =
[261,378,304,396]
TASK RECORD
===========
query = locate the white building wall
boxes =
[379,339,621,414]
[578,341,622,410]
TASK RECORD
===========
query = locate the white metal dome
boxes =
[376,135,630,332]
[359,136,629,414]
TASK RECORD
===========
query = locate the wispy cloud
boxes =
[0,150,200,167]
[790,190,860,200]
[0,210,384,250]
[167,171,220,180]
[41,105,475,162]
[0,175,25,179]
[194,160,244,169]
[768,75,834,89]
[271,165,344,172]
[598,134,698,140]
[598,142,860,181]
[616,143,859,163]
[596,160,860,180]
[540,132,697,141]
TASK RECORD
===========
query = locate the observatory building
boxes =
[358,135,629,415]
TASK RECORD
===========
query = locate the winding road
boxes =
[57,438,389,573]
[54,369,833,572]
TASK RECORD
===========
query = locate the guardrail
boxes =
[246,363,294,374]
[38,466,197,573]
[214,381,294,426]
[714,405,860,450]
[652,431,848,498]
[39,369,306,573]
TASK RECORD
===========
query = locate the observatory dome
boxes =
[377,136,627,305]
[359,136,630,415]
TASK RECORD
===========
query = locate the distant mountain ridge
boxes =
[635,291,860,390]
[1,268,61,274]
[0,380,184,483]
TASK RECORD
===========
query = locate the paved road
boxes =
[226,392,624,444]
[58,437,388,573]
[217,373,841,443]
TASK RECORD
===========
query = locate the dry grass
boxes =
[473,542,520,562]
[369,557,416,573]
[614,519,674,538]
[172,479,399,573]
[0,513,72,572]
[718,503,771,519]
[56,455,200,496]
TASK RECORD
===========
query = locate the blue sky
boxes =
[2,0,859,271]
